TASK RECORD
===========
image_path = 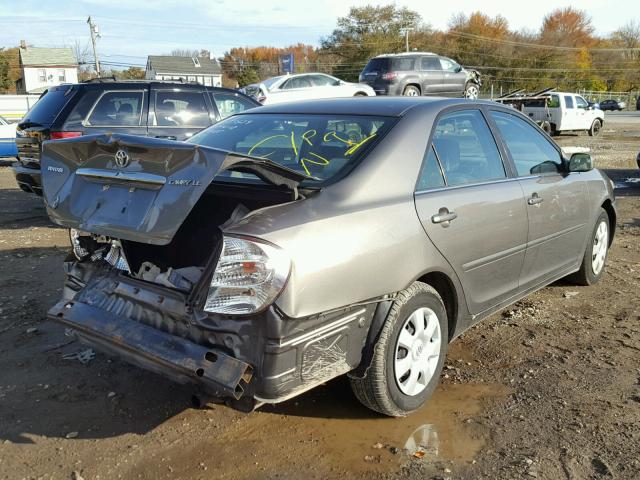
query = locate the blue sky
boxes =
[1,0,637,69]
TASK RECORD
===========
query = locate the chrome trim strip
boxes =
[279,308,366,348]
[463,243,527,272]
[76,168,166,186]
[415,176,518,195]
[527,223,585,249]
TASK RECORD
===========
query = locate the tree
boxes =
[540,7,595,48]
[236,67,260,87]
[119,66,145,79]
[0,50,11,92]
[319,4,427,81]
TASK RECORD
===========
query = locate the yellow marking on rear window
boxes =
[345,133,377,156]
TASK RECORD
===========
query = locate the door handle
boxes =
[527,193,544,205]
[431,207,457,226]
[155,135,177,140]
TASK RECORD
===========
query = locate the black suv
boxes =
[359,52,481,99]
[12,80,259,195]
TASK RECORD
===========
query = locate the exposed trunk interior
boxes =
[77,182,295,291]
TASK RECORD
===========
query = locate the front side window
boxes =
[439,58,459,72]
[154,90,209,127]
[188,114,394,184]
[491,110,562,176]
[212,92,256,119]
[576,96,588,109]
[86,91,144,126]
[431,109,505,187]
[564,96,574,109]
[309,74,335,86]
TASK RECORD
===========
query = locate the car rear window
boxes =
[21,86,76,126]
[362,58,390,73]
[188,113,395,184]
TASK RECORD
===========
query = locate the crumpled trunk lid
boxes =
[41,133,307,245]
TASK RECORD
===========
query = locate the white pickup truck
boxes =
[521,92,605,136]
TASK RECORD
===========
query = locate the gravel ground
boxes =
[0,120,638,480]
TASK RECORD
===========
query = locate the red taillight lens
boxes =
[50,131,82,140]
[382,72,397,81]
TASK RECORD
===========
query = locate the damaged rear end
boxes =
[42,133,317,405]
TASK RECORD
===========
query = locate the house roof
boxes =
[147,55,221,75]
[19,47,77,66]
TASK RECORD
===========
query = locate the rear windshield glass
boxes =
[21,87,75,126]
[362,58,390,73]
[188,114,395,184]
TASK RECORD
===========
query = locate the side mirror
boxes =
[333,80,341,86]
[455,65,462,73]
[568,152,593,172]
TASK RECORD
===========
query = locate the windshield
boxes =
[188,113,394,184]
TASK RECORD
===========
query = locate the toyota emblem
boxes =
[114,149,130,168]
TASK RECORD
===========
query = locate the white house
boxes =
[145,55,222,87]
[16,43,79,94]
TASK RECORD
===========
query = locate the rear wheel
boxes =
[353,92,368,96]
[350,282,448,417]
[567,208,609,285]
[464,82,480,99]
[403,85,420,97]
[589,119,602,136]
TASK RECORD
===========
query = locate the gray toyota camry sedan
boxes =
[40,97,616,416]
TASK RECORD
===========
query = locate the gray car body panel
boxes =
[41,133,309,245]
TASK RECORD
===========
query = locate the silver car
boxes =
[41,97,616,416]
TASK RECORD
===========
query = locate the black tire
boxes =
[589,119,602,136]
[402,85,420,97]
[353,92,368,96]
[464,82,480,99]
[567,208,610,285]
[349,282,448,417]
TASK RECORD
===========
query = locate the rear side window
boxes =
[431,110,505,187]
[421,57,441,70]
[564,96,574,109]
[154,90,210,127]
[491,110,562,176]
[86,91,144,127]
[282,76,313,89]
[548,95,560,108]
[417,145,445,190]
[211,92,256,119]
[21,87,75,126]
[391,58,415,71]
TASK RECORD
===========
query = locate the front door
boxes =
[414,108,528,315]
[489,109,589,288]
[439,57,467,96]
[147,87,213,141]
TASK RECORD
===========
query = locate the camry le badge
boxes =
[114,149,130,168]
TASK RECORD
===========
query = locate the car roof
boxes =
[375,52,437,58]
[240,97,498,117]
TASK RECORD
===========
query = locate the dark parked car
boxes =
[41,97,615,416]
[599,99,626,111]
[12,80,259,194]
[359,52,482,99]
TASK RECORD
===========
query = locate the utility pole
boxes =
[87,16,101,76]
[402,27,414,52]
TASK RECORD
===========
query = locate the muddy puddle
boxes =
[127,379,510,479]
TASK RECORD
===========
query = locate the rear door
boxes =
[147,86,213,141]
[419,57,444,95]
[561,94,577,130]
[489,109,589,287]
[67,87,149,138]
[414,108,528,314]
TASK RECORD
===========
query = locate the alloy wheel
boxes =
[591,221,608,275]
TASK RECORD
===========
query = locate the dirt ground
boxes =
[0,117,638,480]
